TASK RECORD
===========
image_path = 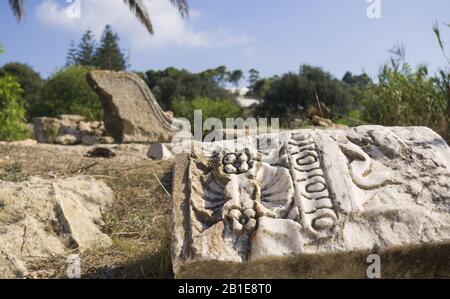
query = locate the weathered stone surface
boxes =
[0,176,113,278]
[172,126,450,278]
[33,117,61,143]
[33,115,109,145]
[55,134,79,146]
[87,71,175,144]
[148,143,174,160]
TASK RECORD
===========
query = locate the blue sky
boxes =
[0,0,449,83]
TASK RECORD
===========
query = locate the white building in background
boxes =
[226,87,262,108]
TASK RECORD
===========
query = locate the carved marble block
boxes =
[172,126,450,278]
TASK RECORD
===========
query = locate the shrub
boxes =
[171,97,243,131]
[255,65,357,127]
[363,63,447,136]
[38,66,102,120]
[0,75,29,141]
[145,68,235,110]
[0,62,44,121]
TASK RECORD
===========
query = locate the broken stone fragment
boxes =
[55,134,79,146]
[33,114,107,146]
[172,126,450,278]
[147,143,174,160]
[87,71,177,144]
[0,176,114,278]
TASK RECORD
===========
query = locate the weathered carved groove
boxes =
[287,132,337,237]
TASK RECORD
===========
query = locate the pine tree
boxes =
[94,25,128,71]
[77,30,96,66]
[65,40,78,67]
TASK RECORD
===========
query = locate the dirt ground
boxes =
[0,141,175,279]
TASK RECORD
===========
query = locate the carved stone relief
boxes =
[172,126,450,277]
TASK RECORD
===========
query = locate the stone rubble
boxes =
[0,176,114,278]
[33,114,112,146]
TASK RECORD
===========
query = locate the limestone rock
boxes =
[0,176,114,278]
[172,126,450,278]
[101,136,115,144]
[33,117,61,143]
[0,251,28,279]
[59,114,85,123]
[55,134,79,146]
[33,115,108,146]
[81,134,100,146]
[148,143,174,160]
[87,71,175,144]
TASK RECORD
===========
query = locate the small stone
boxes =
[147,143,174,160]
[54,134,78,146]
[78,121,92,133]
[101,136,115,144]
[81,135,99,146]
[59,114,85,122]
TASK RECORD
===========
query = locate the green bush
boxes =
[0,75,29,141]
[255,65,357,127]
[172,97,243,130]
[38,66,102,120]
[0,62,44,121]
[145,67,235,110]
[363,63,447,136]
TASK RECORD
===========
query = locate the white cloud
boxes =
[35,0,249,49]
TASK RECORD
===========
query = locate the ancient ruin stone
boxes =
[172,126,450,278]
[87,71,175,144]
[0,176,113,278]
[33,115,107,145]
[147,143,174,160]
[33,117,61,143]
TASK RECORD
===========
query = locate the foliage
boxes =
[0,62,44,121]
[432,21,450,141]
[248,69,260,88]
[362,62,447,135]
[77,30,97,66]
[145,67,235,110]
[66,27,128,71]
[122,0,189,35]
[66,41,78,67]
[94,25,128,71]
[227,69,244,88]
[171,97,243,129]
[38,66,102,120]
[255,65,356,126]
[0,74,29,141]
[248,77,273,99]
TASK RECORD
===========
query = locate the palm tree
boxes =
[7,0,189,35]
